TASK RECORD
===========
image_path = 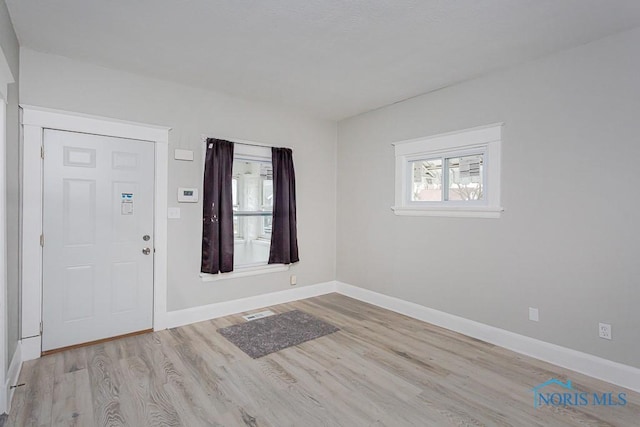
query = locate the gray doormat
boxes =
[217,310,339,358]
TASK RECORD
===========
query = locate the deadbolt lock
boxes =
[143,235,150,241]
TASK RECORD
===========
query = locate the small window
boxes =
[233,148,273,268]
[393,123,502,218]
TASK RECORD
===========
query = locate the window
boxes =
[410,152,484,202]
[393,123,503,218]
[232,145,273,268]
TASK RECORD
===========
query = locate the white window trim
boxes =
[392,123,503,218]
[200,263,290,282]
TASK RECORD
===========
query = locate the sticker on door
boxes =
[121,192,134,215]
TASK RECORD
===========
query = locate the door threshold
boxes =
[41,328,153,356]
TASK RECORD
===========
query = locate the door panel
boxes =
[62,266,95,321]
[63,179,96,246]
[42,129,155,351]
[111,261,139,313]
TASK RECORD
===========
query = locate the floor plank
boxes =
[7,293,640,426]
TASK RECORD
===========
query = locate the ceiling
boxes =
[6,1,640,121]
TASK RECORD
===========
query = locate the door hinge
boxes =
[40,146,44,159]
[40,321,43,334]
[40,234,44,247]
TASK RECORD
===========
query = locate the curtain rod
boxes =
[201,135,293,150]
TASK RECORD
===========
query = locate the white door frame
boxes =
[0,44,15,412]
[20,105,170,360]
[0,96,8,413]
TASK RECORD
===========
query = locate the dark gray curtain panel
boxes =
[269,147,299,264]
[201,138,235,273]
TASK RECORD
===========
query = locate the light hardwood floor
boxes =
[7,293,640,426]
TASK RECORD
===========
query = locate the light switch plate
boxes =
[168,207,181,219]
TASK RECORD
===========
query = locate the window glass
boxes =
[447,155,483,201]
[262,179,273,236]
[232,158,273,267]
[232,178,238,208]
[411,159,442,201]
[409,154,485,203]
[232,178,240,237]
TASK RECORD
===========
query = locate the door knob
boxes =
[142,247,151,255]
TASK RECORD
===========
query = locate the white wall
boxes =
[337,27,640,368]
[19,48,337,312]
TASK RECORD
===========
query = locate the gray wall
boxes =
[0,0,18,79]
[0,0,20,373]
[19,48,337,312]
[337,27,640,368]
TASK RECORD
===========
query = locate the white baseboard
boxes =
[335,281,640,393]
[4,342,23,413]
[21,336,41,362]
[159,281,338,330]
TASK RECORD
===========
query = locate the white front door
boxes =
[42,129,155,351]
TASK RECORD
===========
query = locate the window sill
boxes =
[233,239,271,246]
[200,263,289,282]
[391,206,503,218]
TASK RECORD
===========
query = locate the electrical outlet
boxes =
[528,307,539,322]
[290,275,297,286]
[599,323,612,340]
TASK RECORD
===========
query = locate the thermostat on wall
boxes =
[178,187,199,203]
